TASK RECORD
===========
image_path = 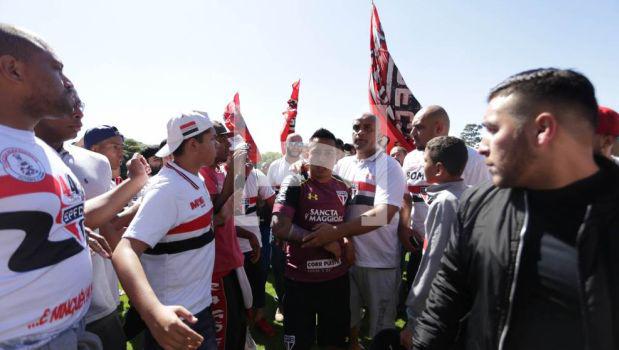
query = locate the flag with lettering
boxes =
[280,80,300,154]
[223,92,261,164]
[369,3,421,152]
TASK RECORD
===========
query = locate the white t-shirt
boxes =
[124,161,215,314]
[266,157,294,190]
[236,169,275,253]
[334,151,405,268]
[0,125,92,346]
[402,146,490,236]
[60,144,118,324]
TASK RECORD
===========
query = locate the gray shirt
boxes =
[406,180,468,326]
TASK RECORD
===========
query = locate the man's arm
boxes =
[302,203,399,247]
[271,213,311,243]
[84,154,149,229]
[112,238,203,349]
[399,193,419,252]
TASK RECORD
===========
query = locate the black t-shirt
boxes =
[506,170,606,350]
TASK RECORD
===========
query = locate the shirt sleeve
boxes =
[374,155,406,208]
[123,186,179,248]
[272,174,301,219]
[256,170,276,200]
[266,160,278,188]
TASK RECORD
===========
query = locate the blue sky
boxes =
[1,0,617,152]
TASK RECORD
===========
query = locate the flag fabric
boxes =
[280,80,301,154]
[223,92,261,164]
[369,3,421,152]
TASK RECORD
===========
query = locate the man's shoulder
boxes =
[64,144,110,166]
[402,149,423,169]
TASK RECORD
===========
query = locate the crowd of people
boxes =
[0,24,618,350]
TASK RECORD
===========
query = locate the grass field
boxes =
[121,272,407,350]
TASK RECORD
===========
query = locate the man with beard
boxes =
[266,132,304,321]
[34,95,151,349]
[410,68,619,350]
[302,114,406,348]
[0,24,96,349]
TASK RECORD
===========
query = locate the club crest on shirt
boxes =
[336,190,348,206]
[1,147,45,182]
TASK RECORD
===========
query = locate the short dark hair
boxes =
[343,143,355,153]
[141,146,159,159]
[425,136,468,176]
[0,24,50,61]
[488,68,598,129]
[310,128,337,143]
[172,130,208,157]
[335,138,345,151]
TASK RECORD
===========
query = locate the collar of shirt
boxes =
[165,161,202,190]
[353,149,383,164]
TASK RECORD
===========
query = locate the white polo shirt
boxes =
[236,169,275,253]
[334,151,405,268]
[124,161,215,314]
[402,146,490,236]
[0,125,92,346]
[59,144,118,325]
[266,156,294,191]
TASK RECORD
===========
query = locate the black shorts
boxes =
[283,273,350,350]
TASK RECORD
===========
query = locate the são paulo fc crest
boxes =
[1,148,45,182]
[336,190,348,206]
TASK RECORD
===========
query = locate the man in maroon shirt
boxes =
[271,128,353,350]
[200,121,247,350]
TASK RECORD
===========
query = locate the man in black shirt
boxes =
[410,68,619,350]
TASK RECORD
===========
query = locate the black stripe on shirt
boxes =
[350,194,374,206]
[144,229,214,255]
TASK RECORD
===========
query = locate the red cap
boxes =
[596,106,619,137]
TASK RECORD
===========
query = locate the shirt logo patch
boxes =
[336,191,348,206]
[190,196,206,210]
[1,148,45,182]
[307,193,318,201]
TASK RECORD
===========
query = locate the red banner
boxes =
[369,3,421,152]
[223,92,261,164]
[280,80,300,154]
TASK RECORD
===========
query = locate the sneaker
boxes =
[275,307,284,322]
[254,318,276,337]
[245,326,257,350]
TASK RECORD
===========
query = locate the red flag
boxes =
[280,80,301,154]
[223,92,261,164]
[369,3,421,152]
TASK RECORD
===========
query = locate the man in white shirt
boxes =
[399,106,490,302]
[112,111,219,350]
[265,133,304,320]
[0,24,98,349]
[35,95,150,349]
[302,113,406,348]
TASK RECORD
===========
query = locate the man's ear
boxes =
[0,55,25,83]
[534,113,558,147]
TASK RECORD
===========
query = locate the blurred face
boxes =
[92,135,124,171]
[198,129,218,167]
[390,148,406,165]
[352,116,377,154]
[285,135,304,158]
[411,114,438,151]
[146,156,162,175]
[215,134,231,163]
[478,95,535,188]
[35,98,84,143]
[22,49,77,119]
[308,138,337,180]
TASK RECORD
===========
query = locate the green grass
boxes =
[121,270,408,349]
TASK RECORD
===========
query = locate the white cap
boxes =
[156,111,213,157]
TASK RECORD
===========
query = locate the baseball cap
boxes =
[597,106,619,137]
[84,125,124,149]
[156,111,214,157]
[213,120,233,137]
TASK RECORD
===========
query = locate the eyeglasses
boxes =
[286,141,305,148]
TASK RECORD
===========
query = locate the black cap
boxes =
[213,121,233,137]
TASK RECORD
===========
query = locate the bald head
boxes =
[0,24,50,62]
[411,105,450,150]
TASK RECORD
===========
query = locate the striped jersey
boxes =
[124,161,215,314]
